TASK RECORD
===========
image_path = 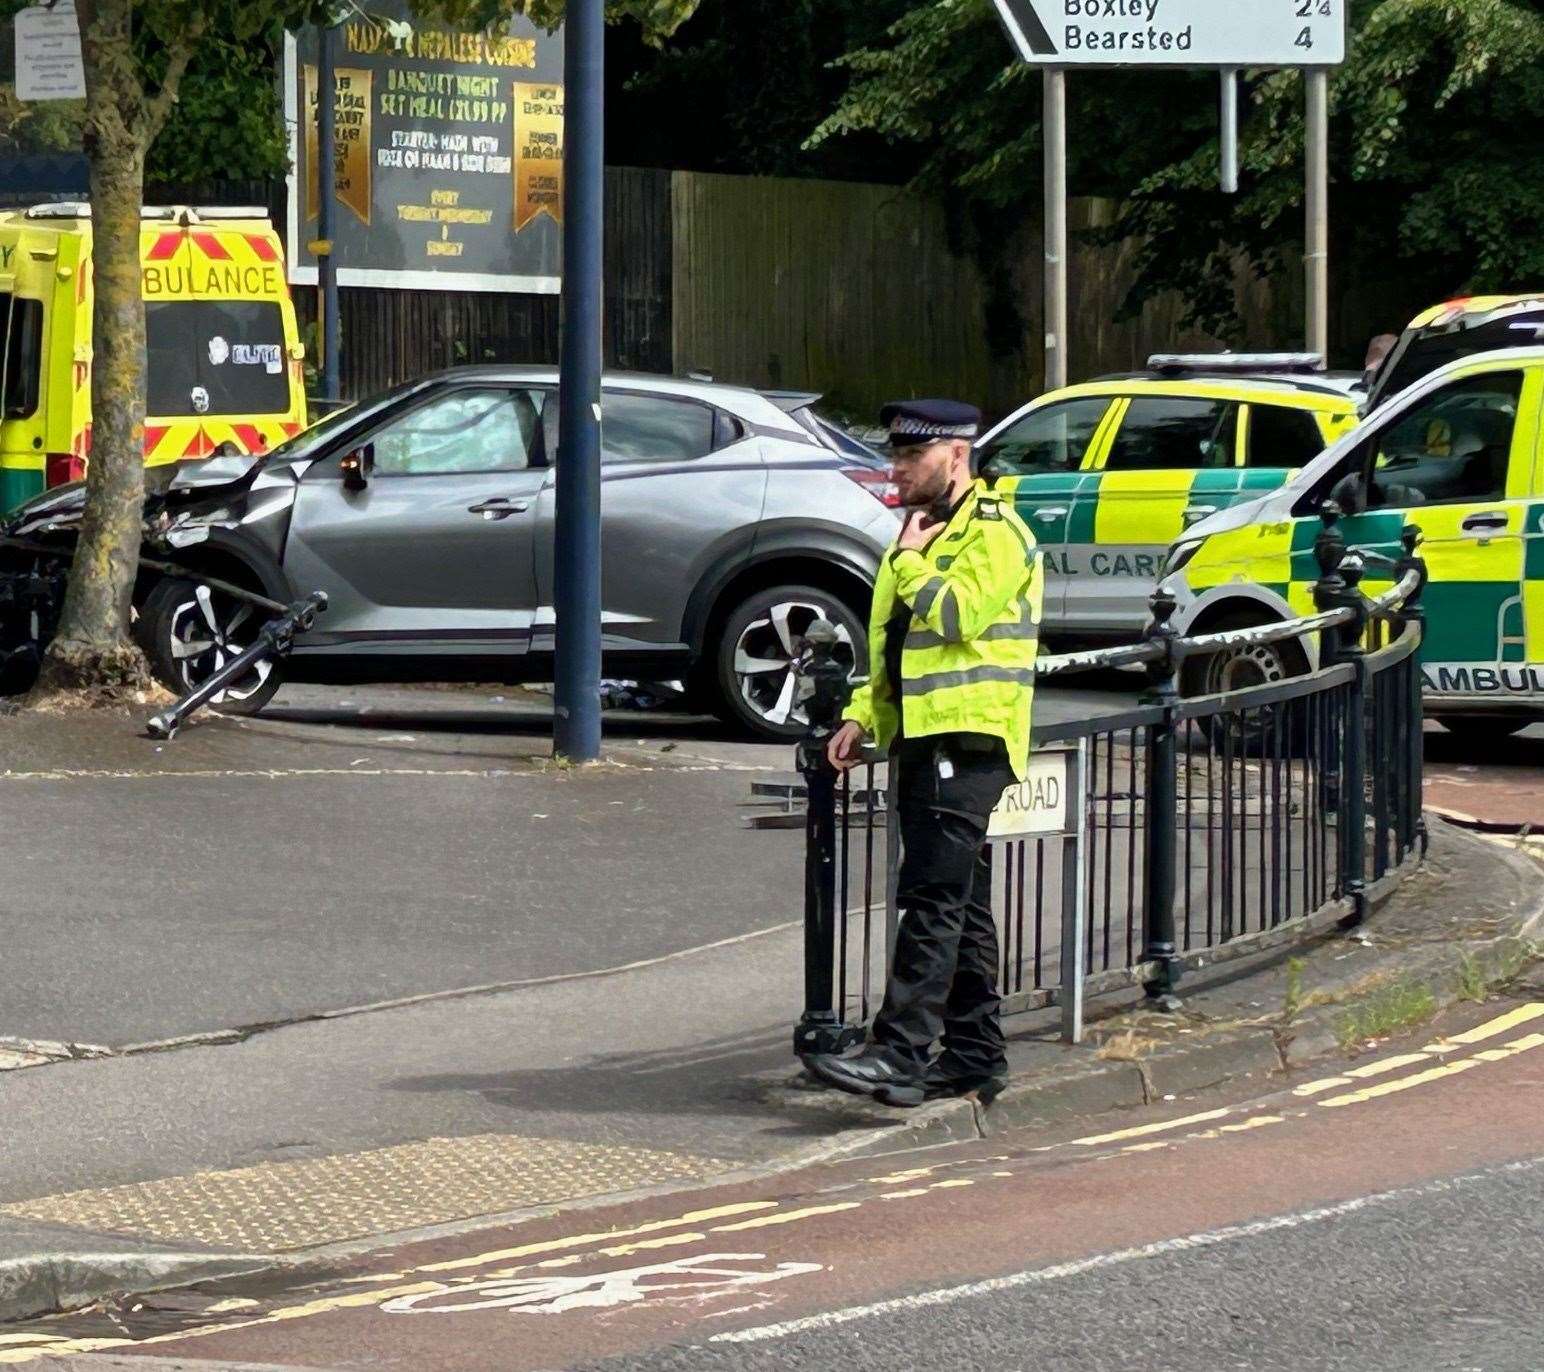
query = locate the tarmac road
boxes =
[0,676,1143,1048]
[15,992,1544,1371]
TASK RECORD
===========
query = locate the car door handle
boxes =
[1033,507,1069,522]
[469,498,530,520]
[1184,504,1218,521]
[1461,512,1508,535]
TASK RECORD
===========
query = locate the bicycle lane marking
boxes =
[6,1002,1541,1365]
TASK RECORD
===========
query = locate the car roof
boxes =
[411,364,767,400]
[401,365,814,437]
[1026,376,1360,410]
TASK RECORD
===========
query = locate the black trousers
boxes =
[870,734,1016,1079]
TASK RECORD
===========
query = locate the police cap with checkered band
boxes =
[880,399,983,449]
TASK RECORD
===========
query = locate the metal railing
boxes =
[792,506,1429,1057]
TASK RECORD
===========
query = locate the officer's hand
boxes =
[896,512,944,554]
[827,720,868,772]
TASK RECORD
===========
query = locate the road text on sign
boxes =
[992,0,1347,67]
[990,751,1072,839]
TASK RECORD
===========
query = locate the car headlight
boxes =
[1165,539,1203,578]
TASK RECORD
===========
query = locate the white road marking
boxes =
[710,1157,1544,1345]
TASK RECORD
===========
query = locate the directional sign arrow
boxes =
[992,0,1058,60]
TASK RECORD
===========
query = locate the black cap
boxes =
[880,399,982,448]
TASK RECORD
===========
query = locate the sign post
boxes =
[991,0,1347,373]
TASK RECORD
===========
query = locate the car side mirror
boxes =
[340,443,374,491]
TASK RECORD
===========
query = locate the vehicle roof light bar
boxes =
[22,204,269,224]
[1148,352,1326,376]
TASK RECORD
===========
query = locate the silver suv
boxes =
[2,368,902,739]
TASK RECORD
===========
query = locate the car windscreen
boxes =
[147,300,291,417]
[1,293,43,419]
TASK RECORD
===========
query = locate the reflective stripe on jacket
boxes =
[845,480,1042,779]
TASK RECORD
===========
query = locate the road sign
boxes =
[990,749,1074,839]
[993,0,1347,68]
[14,1,85,102]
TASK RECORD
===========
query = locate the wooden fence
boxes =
[262,167,1385,418]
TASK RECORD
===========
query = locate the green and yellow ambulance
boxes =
[975,359,1361,640]
[1162,345,1544,741]
[0,203,308,512]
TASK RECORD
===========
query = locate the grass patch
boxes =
[1283,957,1308,1020]
[1455,941,1540,1004]
[1335,977,1438,1052]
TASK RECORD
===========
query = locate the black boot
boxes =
[922,1061,1008,1104]
[806,1049,924,1108]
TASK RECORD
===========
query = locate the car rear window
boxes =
[1247,405,1325,468]
[147,300,291,418]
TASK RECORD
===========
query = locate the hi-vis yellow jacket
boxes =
[845,480,1043,779]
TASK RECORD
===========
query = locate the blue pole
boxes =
[553,0,604,762]
[317,21,342,405]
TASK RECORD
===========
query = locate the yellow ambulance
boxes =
[1162,344,1544,741]
[0,203,307,512]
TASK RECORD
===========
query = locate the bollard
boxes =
[792,621,865,1062]
[146,592,328,741]
[1139,589,1183,1010]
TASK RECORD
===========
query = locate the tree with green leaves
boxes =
[814,0,1544,344]
[1,0,696,698]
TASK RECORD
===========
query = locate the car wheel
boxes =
[1435,715,1531,744]
[1181,609,1308,755]
[714,585,867,741]
[136,577,283,716]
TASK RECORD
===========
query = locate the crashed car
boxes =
[1,367,900,739]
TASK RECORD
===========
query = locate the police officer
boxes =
[809,399,1040,1109]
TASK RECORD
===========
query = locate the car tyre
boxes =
[136,576,283,717]
[713,585,867,741]
[1180,608,1309,756]
[1435,715,1531,744]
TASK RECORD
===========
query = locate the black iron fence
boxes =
[792,507,1429,1057]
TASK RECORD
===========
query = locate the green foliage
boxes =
[817,0,1544,342]
[150,31,290,183]
[416,0,694,41]
[1335,975,1437,1050]
[609,0,910,179]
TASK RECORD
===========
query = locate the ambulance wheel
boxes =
[137,577,283,717]
[1181,609,1308,756]
[713,585,866,741]
[1435,716,1531,744]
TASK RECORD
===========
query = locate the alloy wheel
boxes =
[733,600,857,729]
[166,585,272,704]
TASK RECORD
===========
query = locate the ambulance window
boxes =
[1247,405,1325,469]
[1104,397,1237,471]
[977,398,1110,476]
[1,296,43,419]
[146,301,291,417]
[1361,372,1522,508]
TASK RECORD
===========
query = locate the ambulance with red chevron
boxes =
[0,203,307,512]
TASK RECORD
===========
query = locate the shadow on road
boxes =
[384,1028,898,1150]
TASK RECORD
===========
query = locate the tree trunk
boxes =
[36,0,152,694]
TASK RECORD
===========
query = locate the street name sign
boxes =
[993,0,1347,67]
[990,750,1073,840]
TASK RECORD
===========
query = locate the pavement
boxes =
[7,987,1544,1369]
[0,678,1539,1326]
